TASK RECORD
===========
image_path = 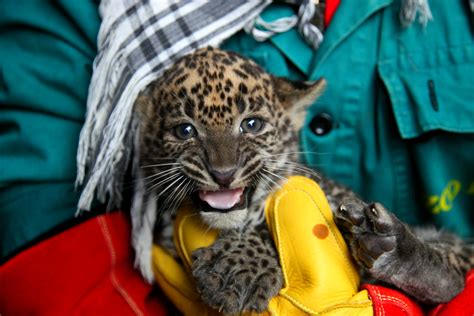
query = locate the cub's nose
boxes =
[210,168,237,187]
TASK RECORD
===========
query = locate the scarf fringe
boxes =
[400,0,433,27]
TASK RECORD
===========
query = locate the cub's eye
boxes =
[240,118,265,134]
[173,123,197,140]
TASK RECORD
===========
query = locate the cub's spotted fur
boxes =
[134,47,474,314]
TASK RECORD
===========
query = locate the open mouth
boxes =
[192,187,254,213]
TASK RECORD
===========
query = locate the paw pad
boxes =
[335,199,404,271]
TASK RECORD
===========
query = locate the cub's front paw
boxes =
[191,237,282,315]
[335,199,403,273]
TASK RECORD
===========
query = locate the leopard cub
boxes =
[134,47,474,314]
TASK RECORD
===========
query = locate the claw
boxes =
[370,206,378,216]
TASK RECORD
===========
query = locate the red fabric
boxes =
[363,269,474,316]
[429,270,474,316]
[0,211,167,316]
[363,284,424,316]
[324,0,341,26]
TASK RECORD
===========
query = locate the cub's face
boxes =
[136,47,324,229]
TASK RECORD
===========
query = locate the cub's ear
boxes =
[273,77,326,130]
[134,86,155,119]
[135,94,152,117]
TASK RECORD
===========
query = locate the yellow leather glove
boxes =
[152,176,373,315]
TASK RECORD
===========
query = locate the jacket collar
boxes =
[310,0,392,78]
[261,0,393,79]
[262,4,315,76]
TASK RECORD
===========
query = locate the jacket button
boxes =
[310,113,333,136]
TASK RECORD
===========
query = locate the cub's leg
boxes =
[192,225,282,314]
[335,197,474,304]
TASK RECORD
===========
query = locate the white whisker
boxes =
[262,168,289,183]
[160,180,184,211]
[268,151,333,156]
[141,166,182,181]
[156,175,185,198]
[264,159,321,179]
[141,162,181,168]
[147,172,182,193]
[163,178,192,213]
[144,169,182,189]
[260,172,282,190]
[265,158,325,168]
[256,174,274,194]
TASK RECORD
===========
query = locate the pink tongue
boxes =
[199,188,244,210]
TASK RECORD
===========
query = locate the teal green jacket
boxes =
[223,0,474,236]
[0,2,100,259]
[1,0,473,259]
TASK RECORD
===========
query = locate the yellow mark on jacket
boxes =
[428,180,462,214]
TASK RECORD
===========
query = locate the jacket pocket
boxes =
[378,45,474,139]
